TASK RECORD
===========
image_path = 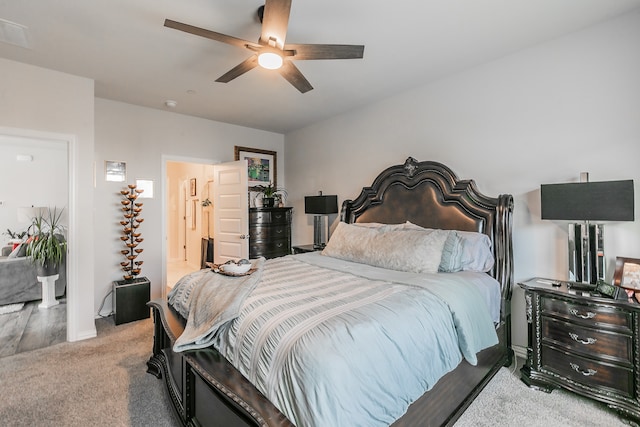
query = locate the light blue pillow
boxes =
[404,222,494,273]
[438,231,464,272]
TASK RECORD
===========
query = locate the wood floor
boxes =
[0,260,196,359]
[0,298,66,358]
[167,259,199,289]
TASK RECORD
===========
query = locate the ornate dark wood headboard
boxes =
[341,157,514,314]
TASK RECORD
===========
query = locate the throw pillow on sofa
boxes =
[7,242,28,259]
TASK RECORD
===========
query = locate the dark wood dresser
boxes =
[519,278,640,424]
[249,207,292,259]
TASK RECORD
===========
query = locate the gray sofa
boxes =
[0,244,67,306]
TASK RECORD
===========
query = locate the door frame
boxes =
[162,154,219,299]
[0,127,77,340]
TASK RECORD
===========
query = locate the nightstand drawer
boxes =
[542,317,632,364]
[250,239,289,258]
[542,346,633,397]
[542,297,632,331]
[249,225,290,240]
[249,210,290,225]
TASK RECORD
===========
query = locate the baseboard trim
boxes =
[512,344,527,359]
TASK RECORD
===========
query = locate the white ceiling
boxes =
[1,1,639,133]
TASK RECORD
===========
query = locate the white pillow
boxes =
[404,221,494,273]
[322,222,449,274]
[456,230,494,272]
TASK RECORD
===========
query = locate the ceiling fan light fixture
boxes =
[258,52,283,70]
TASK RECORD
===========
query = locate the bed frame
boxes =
[147,157,514,427]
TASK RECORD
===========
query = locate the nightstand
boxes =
[292,244,321,254]
[519,277,640,424]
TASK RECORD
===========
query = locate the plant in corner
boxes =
[255,182,287,208]
[26,207,67,277]
[3,228,27,241]
[3,228,27,249]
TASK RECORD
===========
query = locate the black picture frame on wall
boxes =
[234,146,276,190]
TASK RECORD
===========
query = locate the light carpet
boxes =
[0,315,629,426]
[0,317,178,427]
[455,364,627,426]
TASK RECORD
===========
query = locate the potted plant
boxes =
[3,228,27,249]
[27,207,67,277]
[255,183,287,208]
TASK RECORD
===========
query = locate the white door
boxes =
[213,160,249,264]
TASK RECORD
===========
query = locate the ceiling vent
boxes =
[0,18,30,48]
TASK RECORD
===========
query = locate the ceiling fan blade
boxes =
[260,0,292,48]
[215,56,259,83]
[164,19,259,50]
[279,61,313,93]
[285,44,365,60]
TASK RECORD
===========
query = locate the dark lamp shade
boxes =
[305,195,338,215]
[541,180,634,221]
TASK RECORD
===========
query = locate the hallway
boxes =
[166,259,199,289]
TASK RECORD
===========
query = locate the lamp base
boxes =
[568,222,604,284]
[313,215,325,249]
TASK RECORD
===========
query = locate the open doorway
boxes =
[0,133,69,356]
[165,160,214,289]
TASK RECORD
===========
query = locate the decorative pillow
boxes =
[322,222,449,273]
[7,243,24,259]
[404,222,494,273]
[456,230,494,272]
[16,242,28,257]
[438,231,464,272]
[352,222,404,230]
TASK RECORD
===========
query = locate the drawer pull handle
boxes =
[568,333,597,345]
[570,362,597,377]
[569,308,596,319]
[276,243,283,247]
[276,229,283,234]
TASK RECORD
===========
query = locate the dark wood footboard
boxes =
[147,300,293,427]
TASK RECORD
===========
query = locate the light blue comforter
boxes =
[205,254,499,427]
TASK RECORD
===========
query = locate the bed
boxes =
[147,156,514,426]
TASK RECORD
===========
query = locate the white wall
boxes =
[94,99,284,315]
[0,136,68,236]
[285,12,640,348]
[0,58,96,341]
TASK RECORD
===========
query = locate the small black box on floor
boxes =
[113,277,150,325]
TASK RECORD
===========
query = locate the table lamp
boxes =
[541,175,634,284]
[304,192,338,249]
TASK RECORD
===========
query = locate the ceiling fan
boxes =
[164,0,364,93]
